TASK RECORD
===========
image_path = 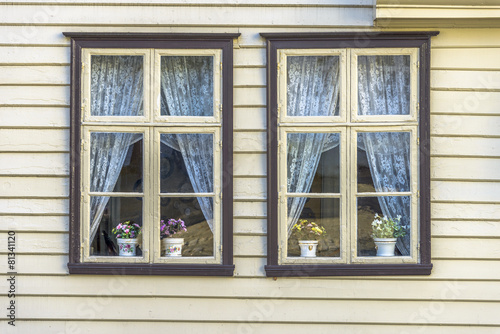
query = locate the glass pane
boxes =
[160,197,214,257]
[90,133,143,193]
[357,132,410,193]
[287,133,340,193]
[357,196,411,257]
[160,133,213,193]
[287,55,340,117]
[90,197,143,257]
[160,56,214,116]
[357,55,410,116]
[91,55,144,116]
[287,197,340,258]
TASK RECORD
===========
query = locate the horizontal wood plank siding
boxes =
[0,0,499,331]
[1,322,499,334]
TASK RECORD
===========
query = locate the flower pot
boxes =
[117,238,138,256]
[298,240,318,257]
[373,238,397,256]
[162,238,184,257]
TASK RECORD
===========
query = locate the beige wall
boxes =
[0,1,499,333]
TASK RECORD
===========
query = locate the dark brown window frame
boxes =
[262,32,438,277]
[64,32,239,276]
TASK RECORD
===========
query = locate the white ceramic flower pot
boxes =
[162,238,184,257]
[117,238,138,256]
[298,240,318,257]
[373,238,397,256]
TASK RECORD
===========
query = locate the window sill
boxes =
[265,263,433,277]
[68,263,235,276]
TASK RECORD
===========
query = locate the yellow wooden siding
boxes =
[0,0,499,331]
[0,5,372,27]
[2,295,499,325]
[0,107,69,128]
[375,1,500,28]
[2,322,498,334]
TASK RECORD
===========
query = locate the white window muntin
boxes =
[277,125,419,265]
[278,126,348,265]
[81,126,151,263]
[278,49,347,124]
[153,127,222,264]
[153,49,222,124]
[81,49,152,124]
[276,47,421,265]
[349,126,419,264]
[350,48,419,123]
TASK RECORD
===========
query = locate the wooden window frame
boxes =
[262,32,438,277]
[65,33,239,276]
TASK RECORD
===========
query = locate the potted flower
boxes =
[290,219,326,257]
[112,221,142,256]
[371,213,407,256]
[160,218,187,257]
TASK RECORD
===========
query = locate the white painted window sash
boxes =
[80,48,223,264]
[81,126,151,264]
[153,49,223,124]
[278,48,347,124]
[278,47,420,265]
[152,127,222,265]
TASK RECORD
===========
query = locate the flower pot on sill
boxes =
[373,237,397,257]
[298,240,319,257]
[162,238,184,257]
[117,238,139,256]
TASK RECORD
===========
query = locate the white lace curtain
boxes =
[89,55,216,242]
[286,55,412,255]
[286,56,340,234]
[358,55,412,255]
[160,56,215,231]
[89,56,143,243]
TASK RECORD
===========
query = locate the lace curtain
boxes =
[358,55,412,255]
[160,56,215,231]
[286,56,340,234]
[287,56,340,117]
[89,56,143,243]
[286,54,412,255]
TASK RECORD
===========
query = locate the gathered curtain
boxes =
[160,56,215,231]
[357,55,412,255]
[286,56,340,234]
[286,54,412,255]
[89,55,143,243]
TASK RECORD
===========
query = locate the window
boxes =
[263,32,437,276]
[65,33,239,276]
